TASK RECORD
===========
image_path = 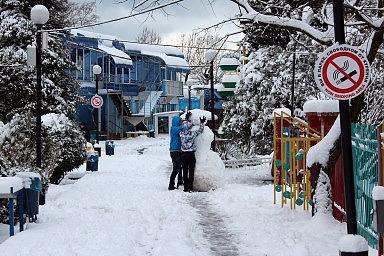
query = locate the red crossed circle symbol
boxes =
[91,95,103,108]
[322,51,365,93]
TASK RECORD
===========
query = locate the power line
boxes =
[42,0,184,32]
[51,31,241,52]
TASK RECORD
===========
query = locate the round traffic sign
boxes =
[314,44,371,100]
[91,95,103,108]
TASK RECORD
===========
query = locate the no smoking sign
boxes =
[91,95,103,108]
[314,44,371,100]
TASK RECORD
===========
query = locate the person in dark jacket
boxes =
[180,112,205,192]
[80,122,90,142]
[168,115,183,190]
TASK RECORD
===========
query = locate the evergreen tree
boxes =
[0,0,86,182]
[221,41,322,155]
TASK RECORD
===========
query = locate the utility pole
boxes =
[333,0,357,235]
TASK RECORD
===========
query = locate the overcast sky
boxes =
[74,0,243,47]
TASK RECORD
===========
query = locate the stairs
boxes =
[137,91,162,117]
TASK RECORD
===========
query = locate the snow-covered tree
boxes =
[0,0,81,120]
[221,41,322,155]
[179,31,224,85]
[0,0,86,181]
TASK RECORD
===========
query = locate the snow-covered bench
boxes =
[0,177,25,237]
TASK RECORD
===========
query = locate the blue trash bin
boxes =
[105,141,115,156]
[86,152,99,172]
[16,173,41,222]
[26,177,41,221]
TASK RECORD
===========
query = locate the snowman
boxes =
[181,109,225,192]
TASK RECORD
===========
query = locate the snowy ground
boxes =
[0,136,377,255]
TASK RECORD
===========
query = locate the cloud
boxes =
[73,0,243,45]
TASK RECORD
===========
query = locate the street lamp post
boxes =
[290,42,297,116]
[31,5,49,169]
[93,65,102,143]
[205,49,217,152]
[209,60,215,151]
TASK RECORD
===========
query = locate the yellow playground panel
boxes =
[273,111,321,210]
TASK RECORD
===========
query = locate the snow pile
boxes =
[372,186,384,201]
[338,235,368,252]
[307,116,340,168]
[303,100,339,113]
[185,110,225,192]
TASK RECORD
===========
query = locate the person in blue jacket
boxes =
[168,115,184,190]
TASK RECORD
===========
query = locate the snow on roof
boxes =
[71,29,187,69]
[71,29,120,41]
[272,108,291,117]
[222,74,240,83]
[216,83,234,92]
[141,51,189,70]
[98,42,132,66]
[307,116,340,168]
[123,42,184,57]
[220,57,240,66]
[303,100,339,113]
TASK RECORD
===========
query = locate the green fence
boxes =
[352,123,379,249]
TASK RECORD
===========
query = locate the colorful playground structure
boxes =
[273,110,321,210]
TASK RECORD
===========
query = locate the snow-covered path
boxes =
[0,136,377,255]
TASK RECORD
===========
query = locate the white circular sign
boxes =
[91,95,103,108]
[314,44,371,100]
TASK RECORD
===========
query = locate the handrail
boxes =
[274,111,321,137]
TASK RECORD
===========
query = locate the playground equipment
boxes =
[273,111,321,210]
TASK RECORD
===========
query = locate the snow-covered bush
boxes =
[0,113,86,183]
[44,114,86,184]
[313,170,333,215]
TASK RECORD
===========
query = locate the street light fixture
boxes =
[93,65,102,143]
[30,5,49,169]
[205,50,217,151]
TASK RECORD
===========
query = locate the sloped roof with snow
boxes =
[220,57,240,66]
[141,50,189,70]
[222,74,240,83]
[71,29,189,71]
[98,42,132,66]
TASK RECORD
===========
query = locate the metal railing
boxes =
[352,123,379,249]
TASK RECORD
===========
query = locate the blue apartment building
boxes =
[66,29,190,139]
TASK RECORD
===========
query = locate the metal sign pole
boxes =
[333,0,357,234]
